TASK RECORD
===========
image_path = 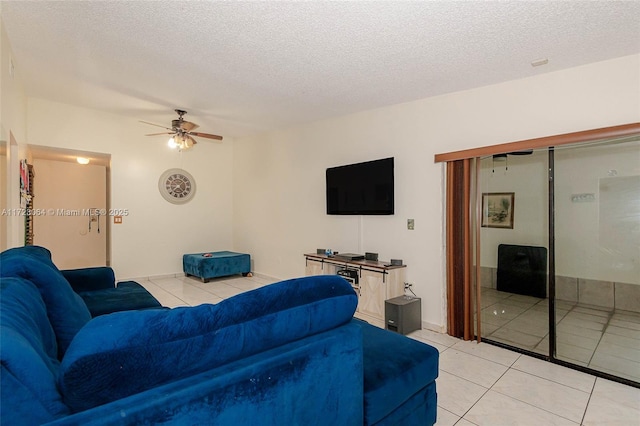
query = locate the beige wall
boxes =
[3,13,638,330]
[0,19,27,249]
[26,100,235,279]
[479,152,549,269]
[32,158,107,269]
[554,141,640,284]
[233,54,640,330]
[479,141,640,286]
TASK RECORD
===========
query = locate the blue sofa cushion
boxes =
[77,281,163,317]
[0,278,70,425]
[59,275,357,412]
[61,267,116,292]
[357,320,439,425]
[0,246,92,358]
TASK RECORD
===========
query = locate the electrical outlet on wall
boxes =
[407,219,415,230]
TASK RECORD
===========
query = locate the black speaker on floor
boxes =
[385,296,421,335]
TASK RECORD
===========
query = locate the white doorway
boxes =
[29,145,110,269]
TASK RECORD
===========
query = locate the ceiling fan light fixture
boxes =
[142,109,222,151]
[182,135,196,150]
[168,134,196,151]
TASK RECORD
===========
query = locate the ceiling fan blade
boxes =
[190,131,223,141]
[139,120,173,131]
[180,121,199,132]
[145,132,174,136]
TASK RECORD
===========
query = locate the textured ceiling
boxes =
[2,1,639,138]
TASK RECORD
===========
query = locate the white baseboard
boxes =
[119,272,183,282]
[422,321,446,334]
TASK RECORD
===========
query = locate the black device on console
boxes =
[334,253,365,261]
[336,268,359,285]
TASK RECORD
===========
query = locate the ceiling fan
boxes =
[491,150,533,172]
[492,150,533,159]
[140,109,223,151]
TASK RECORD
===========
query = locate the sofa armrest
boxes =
[61,267,116,293]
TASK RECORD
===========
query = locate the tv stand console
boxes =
[304,253,407,328]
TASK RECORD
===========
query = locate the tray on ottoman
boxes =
[183,251,251,283]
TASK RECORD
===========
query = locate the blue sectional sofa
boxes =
[0,246,439,425]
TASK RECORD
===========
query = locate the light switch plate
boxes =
[407,219,415,230]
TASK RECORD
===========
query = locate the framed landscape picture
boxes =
[482,192,514,229]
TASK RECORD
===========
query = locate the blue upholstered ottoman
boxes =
[183,251,251,283]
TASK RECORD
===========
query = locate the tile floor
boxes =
[134,274,640,425]
[480,287,640,383]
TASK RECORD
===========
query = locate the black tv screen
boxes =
[326,157,394,215]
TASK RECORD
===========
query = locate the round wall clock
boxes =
[158,168,196,204]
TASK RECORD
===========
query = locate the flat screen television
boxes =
[326,157,394,215]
